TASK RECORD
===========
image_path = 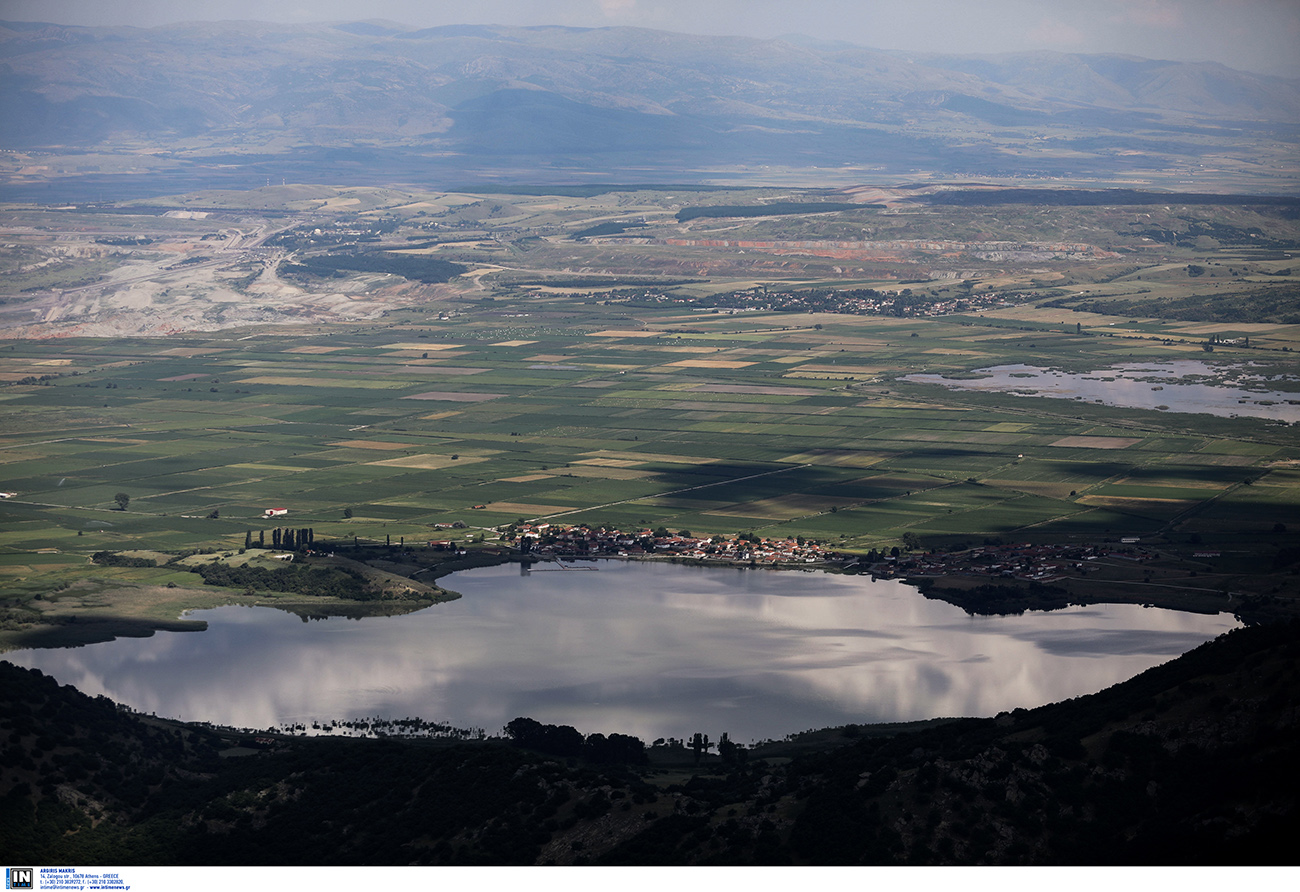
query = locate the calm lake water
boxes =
[6,561,1239,743]
[905,360,1300,423]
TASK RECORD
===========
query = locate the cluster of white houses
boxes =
[503,523,832,565]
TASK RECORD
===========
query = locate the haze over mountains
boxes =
[1,19,1298,196]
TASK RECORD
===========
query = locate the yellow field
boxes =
[1049,436,1143,449]
[382,342,463,351]
[368,454,489,470]
[665,359,756,369]
[485,502,579,516]
[791,364,888,375]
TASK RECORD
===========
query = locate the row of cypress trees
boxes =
[243,528,315,551]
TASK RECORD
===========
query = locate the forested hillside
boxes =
[3,621,1296,864]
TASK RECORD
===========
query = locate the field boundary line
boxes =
[529,464,810,523]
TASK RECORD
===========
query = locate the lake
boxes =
[5,561,1240,744]
[904,360,1300,422]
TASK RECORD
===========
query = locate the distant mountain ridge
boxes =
[1,19,1297,191]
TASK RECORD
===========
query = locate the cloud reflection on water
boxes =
[7,561,1239,742]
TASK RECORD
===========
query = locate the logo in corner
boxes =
[6,869,34,890]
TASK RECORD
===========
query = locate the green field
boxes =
[3,184,1300,643]
[3,308,1296,544]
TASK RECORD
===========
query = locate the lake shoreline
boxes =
[4,541,1273,653]
[6,558,1240,744]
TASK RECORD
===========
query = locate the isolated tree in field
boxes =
[114,492,129,511]
[244,530,252,549]
[343,507,353,518]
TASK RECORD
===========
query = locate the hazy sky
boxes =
[5,0,1299,77]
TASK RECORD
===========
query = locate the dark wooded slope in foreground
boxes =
[2,621,1298,865]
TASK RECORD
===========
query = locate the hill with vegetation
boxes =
[2,621,1296,865]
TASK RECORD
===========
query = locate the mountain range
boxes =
[1,19,1297,195]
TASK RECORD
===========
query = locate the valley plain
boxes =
[2,182,1299,651]
[4,181,1300,863]
[2,15,1300,868]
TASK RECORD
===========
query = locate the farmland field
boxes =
[2,183,1300,647]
